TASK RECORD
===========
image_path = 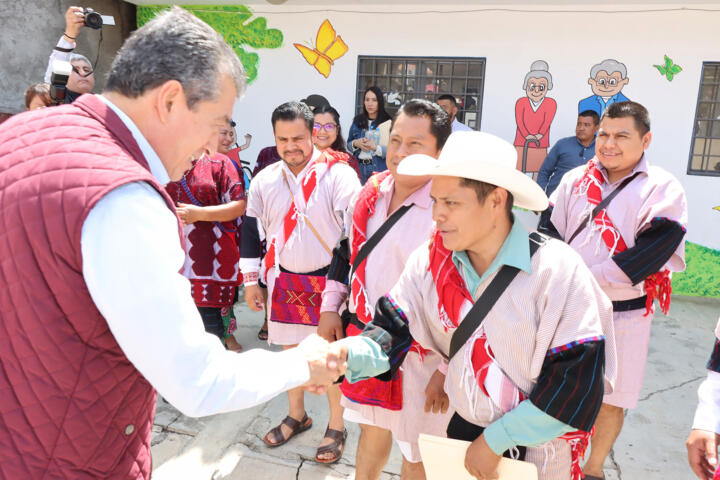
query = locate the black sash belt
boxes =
[612,295,647,312]
[279,265,330,276]
[341,310,366,332]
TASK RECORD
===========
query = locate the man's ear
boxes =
[588,78,595,87]
[154,80,185,125]
[642,131,652,150]
[620,77,629,87]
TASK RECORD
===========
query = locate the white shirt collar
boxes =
[97,95,170,185]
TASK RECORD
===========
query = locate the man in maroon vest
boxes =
[0,8,345,479]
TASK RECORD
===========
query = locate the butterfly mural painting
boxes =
[654,55,683,82]
[294,19,348,78]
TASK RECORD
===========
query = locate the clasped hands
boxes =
[296,334,348,394]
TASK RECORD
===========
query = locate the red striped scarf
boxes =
[575,159,671,315]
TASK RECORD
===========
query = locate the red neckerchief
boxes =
[575,159,671,315]
[350,170,393,324]
[263,149,348,276]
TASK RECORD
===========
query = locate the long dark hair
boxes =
[353,86,391,130]
[314,104,348,153]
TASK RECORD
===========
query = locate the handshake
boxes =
[296,334,349,394]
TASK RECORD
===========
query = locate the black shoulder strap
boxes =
[566,171,641,245]
[351,204,412,276]
[448,232,546,359]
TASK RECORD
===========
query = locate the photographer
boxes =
[43,6,96,102]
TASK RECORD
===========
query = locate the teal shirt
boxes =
[342,217,573,454]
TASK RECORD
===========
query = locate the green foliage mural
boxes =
[137,5,283,84]
[672,241,720,298]
[654,55,683,82]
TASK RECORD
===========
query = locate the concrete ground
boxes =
[151,295,720,480]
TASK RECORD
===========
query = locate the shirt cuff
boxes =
[57,36,75,49]
[693,371,720,433]
[336,336,390,383]
[374,145,383,156]
[239,257,261,275]
[321,280,348,313]
[277,347,311,385]
[437,359,449,375]
[483,400,574,455]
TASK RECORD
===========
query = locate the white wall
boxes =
[232,3,720,248]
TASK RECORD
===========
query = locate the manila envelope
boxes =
[418,433,538,480]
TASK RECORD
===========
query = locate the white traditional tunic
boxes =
[550,155,687,408]
[240,148,360,345]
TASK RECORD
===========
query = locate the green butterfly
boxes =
[654,55,683,81]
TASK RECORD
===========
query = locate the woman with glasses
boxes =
[313,104,361,179]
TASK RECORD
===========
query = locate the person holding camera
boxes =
[43,6,96,103]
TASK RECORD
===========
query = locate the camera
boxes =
[49,60,72,104]
[83,8,103,29]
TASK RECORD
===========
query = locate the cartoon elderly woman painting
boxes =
[514,60,557,177]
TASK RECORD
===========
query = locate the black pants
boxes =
[446,412,527,461]
[198,307,225,340]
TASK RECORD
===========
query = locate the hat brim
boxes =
[398,153,549,211]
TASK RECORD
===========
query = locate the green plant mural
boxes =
[672,241,720,298]
[137,5,283,84]
[654,55,683,82]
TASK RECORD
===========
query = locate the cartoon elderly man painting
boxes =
[578,59,631,116]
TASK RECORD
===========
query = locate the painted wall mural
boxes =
[294,19,348,78]
[136,5,283,84]
[514,60,557,176]
[654,55,683,82]
[578,59,630,116]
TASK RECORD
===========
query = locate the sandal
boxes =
[258,325,268,341]
[315,427,347,464]
[263,413,312,447]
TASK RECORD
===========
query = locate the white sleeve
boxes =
[44,36,75,83]
[693,371,720,433]
[81,182,309,417]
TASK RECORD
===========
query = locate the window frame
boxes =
[354,55,487,130]
[687,61,720,177]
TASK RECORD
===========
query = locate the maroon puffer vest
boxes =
[0,95,180,479]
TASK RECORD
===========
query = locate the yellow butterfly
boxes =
[294,19,348,78]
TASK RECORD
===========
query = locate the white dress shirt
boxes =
[451,118,472,132]
[80,96,310,417]
[45,36,75,83]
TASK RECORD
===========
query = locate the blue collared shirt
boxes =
[537,136,596,196]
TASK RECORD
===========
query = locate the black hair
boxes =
[271,101,314,132]
[601,101,650,135]
[437,94,458,107]
[460,179,514,221]
[313,104,348,153]
[353,86,391,130]
[578,109,600,126]
[393,98,452,149]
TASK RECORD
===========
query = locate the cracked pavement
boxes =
[151,296,719,479]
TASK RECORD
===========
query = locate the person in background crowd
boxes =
[547,102,688,480]
[313,103,362,179]
[687,318,720,480]
[25,82,54,110]
[44,6,96,103]
[165,140,247,351]
[536,110,599,197]
[348,86,392,184]
[302,93,331,112]
[241,101,361,464]
[320,99,454,480]
[253,145,282,178]
[0,9,347,478]
[437,94,472,132]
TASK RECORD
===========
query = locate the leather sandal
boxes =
[583,475,605,480]
[315,427,347,464]
[263,413,312,447]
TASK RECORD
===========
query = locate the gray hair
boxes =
[105,6,245,109]
[590,59,627,79]
[522,60,553,90]
[70,53,93,71]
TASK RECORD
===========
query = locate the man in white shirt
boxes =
[0,8,345,478]
[437,94,472,132]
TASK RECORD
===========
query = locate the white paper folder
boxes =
[418,433,538,480]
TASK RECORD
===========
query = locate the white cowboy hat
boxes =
[397,131,549,211]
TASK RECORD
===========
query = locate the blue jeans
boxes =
[358,156,387,184]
